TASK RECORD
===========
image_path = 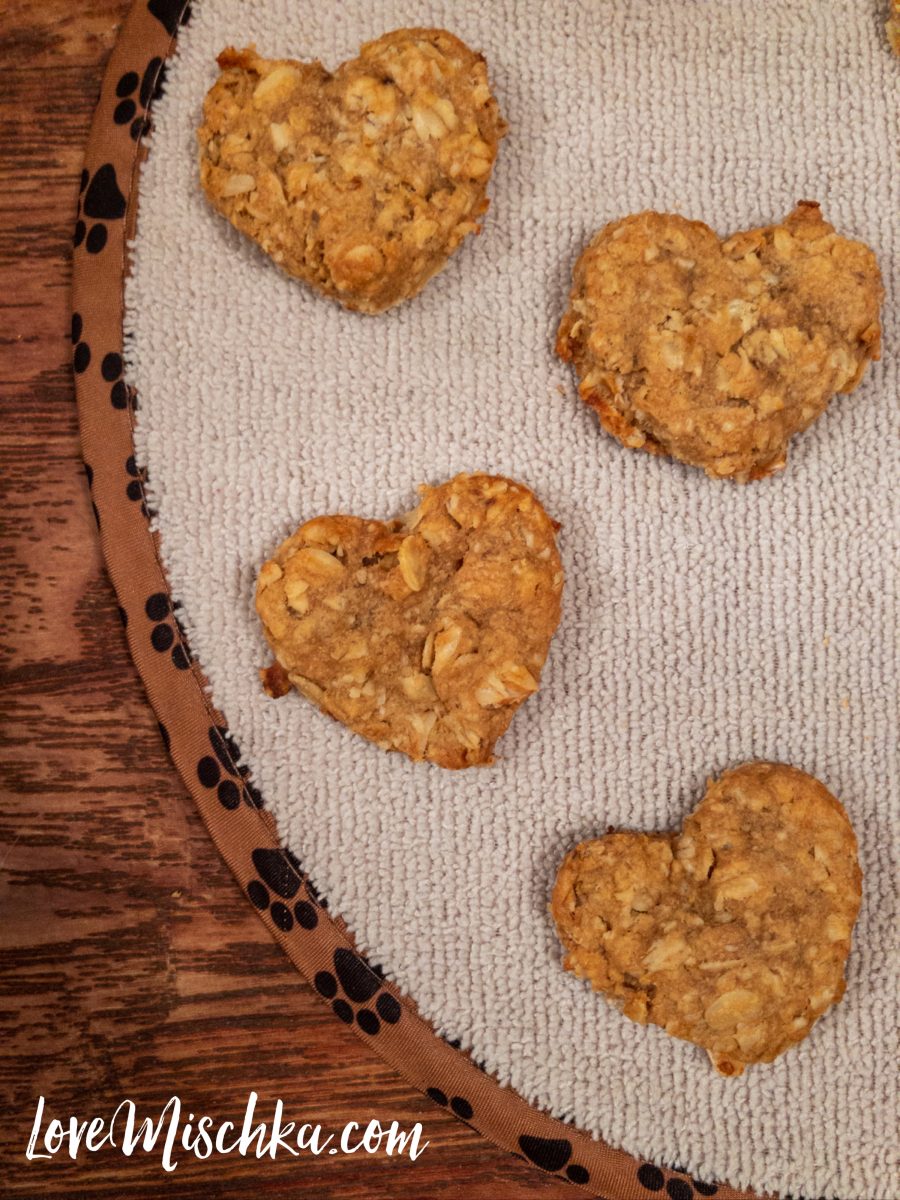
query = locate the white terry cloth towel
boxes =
[125,2,899,1197]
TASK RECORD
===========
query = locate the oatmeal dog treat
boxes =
[551,762,862,1074]
[556,203,883,480]
[256,475,563,768]
[198,29,507,313]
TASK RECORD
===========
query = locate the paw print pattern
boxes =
[637,1163,719,1198]
[123,454,154,519]
[70,323,135,411]
[125,455,149,519]
[313,948,402,1035]
[71,311,91,374]
[193,725,263,811]
[74,164,126,255]
[426,1087,474,1121]
[147,0,192,37]
[244,847,323,933]
[113,57,166,141]
[102,350,135,411]
[515,1135,591,1186]
[205,725,262,809]
[145,592,192,671]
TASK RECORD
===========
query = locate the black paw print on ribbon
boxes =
[312,947,402,1036]
[244,847,322,935]
[147,0,192,36]
[74,164,126,255]
[71,311,91,375]
[637,1163,719,1199]
[125,455,151,519]
[144,592,192,672]
[196,725,263,811]
[425,1087,474,1122]
[69,319,135,410]
[113,57,166,141]
[514,1135,591,1187]
[100,348,137,411]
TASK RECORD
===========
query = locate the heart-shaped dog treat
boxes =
[256,475,563,768]
[556,202,883,480]
[198,29,507,313]
[551,763,861,1074]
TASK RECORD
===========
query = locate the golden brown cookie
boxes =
[198,29,507,313]
[888,0,900,55]
[551,762,862,1074]
[556,203,883,480]
[256,474,563,768]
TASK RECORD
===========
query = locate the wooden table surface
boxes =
[0,3,581,1196]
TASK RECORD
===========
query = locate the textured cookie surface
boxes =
[556,202,883,480]
[889,0,900,55]
[198,29,507,313]
[256,474,563,768]
[551,762,862,1074]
